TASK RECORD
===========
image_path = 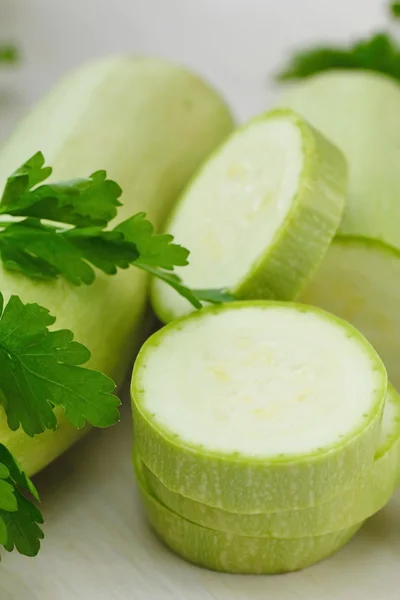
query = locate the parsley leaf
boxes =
[0,292,120,437]
[115,212,190,269]
[277,3,400,83]
[0,152,122,227]
[0,445,44,557]
[0,218,139,284]
[0,45,18,64]
[64,226,138,275]
[0,218,100,284]
[391,1,400,17]
[277,34,400,82]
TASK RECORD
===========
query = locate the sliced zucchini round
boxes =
[140,384,400,537]
[279,70,400,249]
[131,302,387,513]
[151,108,347,323]
[134,448,362,574]
[301,236,400,391]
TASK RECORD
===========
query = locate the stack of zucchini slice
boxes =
[131,106,400,573]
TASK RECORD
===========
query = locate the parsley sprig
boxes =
[0,45,18,65]
[277,1,400,83]
[0,287,118,557]
[0,151,233,558]
[0,152,230,308]
[391,1,400,17]
[0,445,43,556]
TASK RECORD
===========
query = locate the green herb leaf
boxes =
[0,45,19,64]
[64,226,138,275]
[1,152,122,227]
[391,1,400,18]
[276,0,400,82]
[277,33,400,82]
[0,218,139,284]
[115,213,190,269]
[0,292,120,437]
[1,492,44,556]
[276,48,356,81]
[0,445,44,557]
[0,218,98,284]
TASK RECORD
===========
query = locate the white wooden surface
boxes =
[1,0,399,598]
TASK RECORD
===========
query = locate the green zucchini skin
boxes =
[133,446,362,575]
[280,70,400,250]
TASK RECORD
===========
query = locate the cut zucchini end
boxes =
[151,108,347,324]
[131,301,386,511]
[301,235,400,391]
[133,446,362,574]
[134,301,385,460]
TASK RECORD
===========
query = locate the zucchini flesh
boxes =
[141,384,400,537]
[151,108,347,323]
[132,301,387,512]
[134,448,362,575]
[301,237,400,391]
[0,56,234,475]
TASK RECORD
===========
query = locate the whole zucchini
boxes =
[0,55,234,475]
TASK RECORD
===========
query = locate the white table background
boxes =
[0,1,399,598]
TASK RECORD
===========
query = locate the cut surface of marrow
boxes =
[133,448,362,574]
[151,108,347,323]
[301,236,400,392]
[132,302,387,512]
[141,384,400,537]
[279,70,400,249]
[0,56,234,476]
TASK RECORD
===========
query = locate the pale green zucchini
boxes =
[133,447,362,574]
[141,384,400,537]
[0,55,234,475]
[151,108,347,323]
[279,71,400,391]
[301,237,400,390]
[279,70,400,249]
[131,302,387,513]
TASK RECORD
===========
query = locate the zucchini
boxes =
[134,447,362,574]
[279,70,400,248]
[151,109,347,323]
[301,237,400,390]
[132,301,387,513]
[278,73,400,389]
[141,384,400,537]
[0,56,234,475]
